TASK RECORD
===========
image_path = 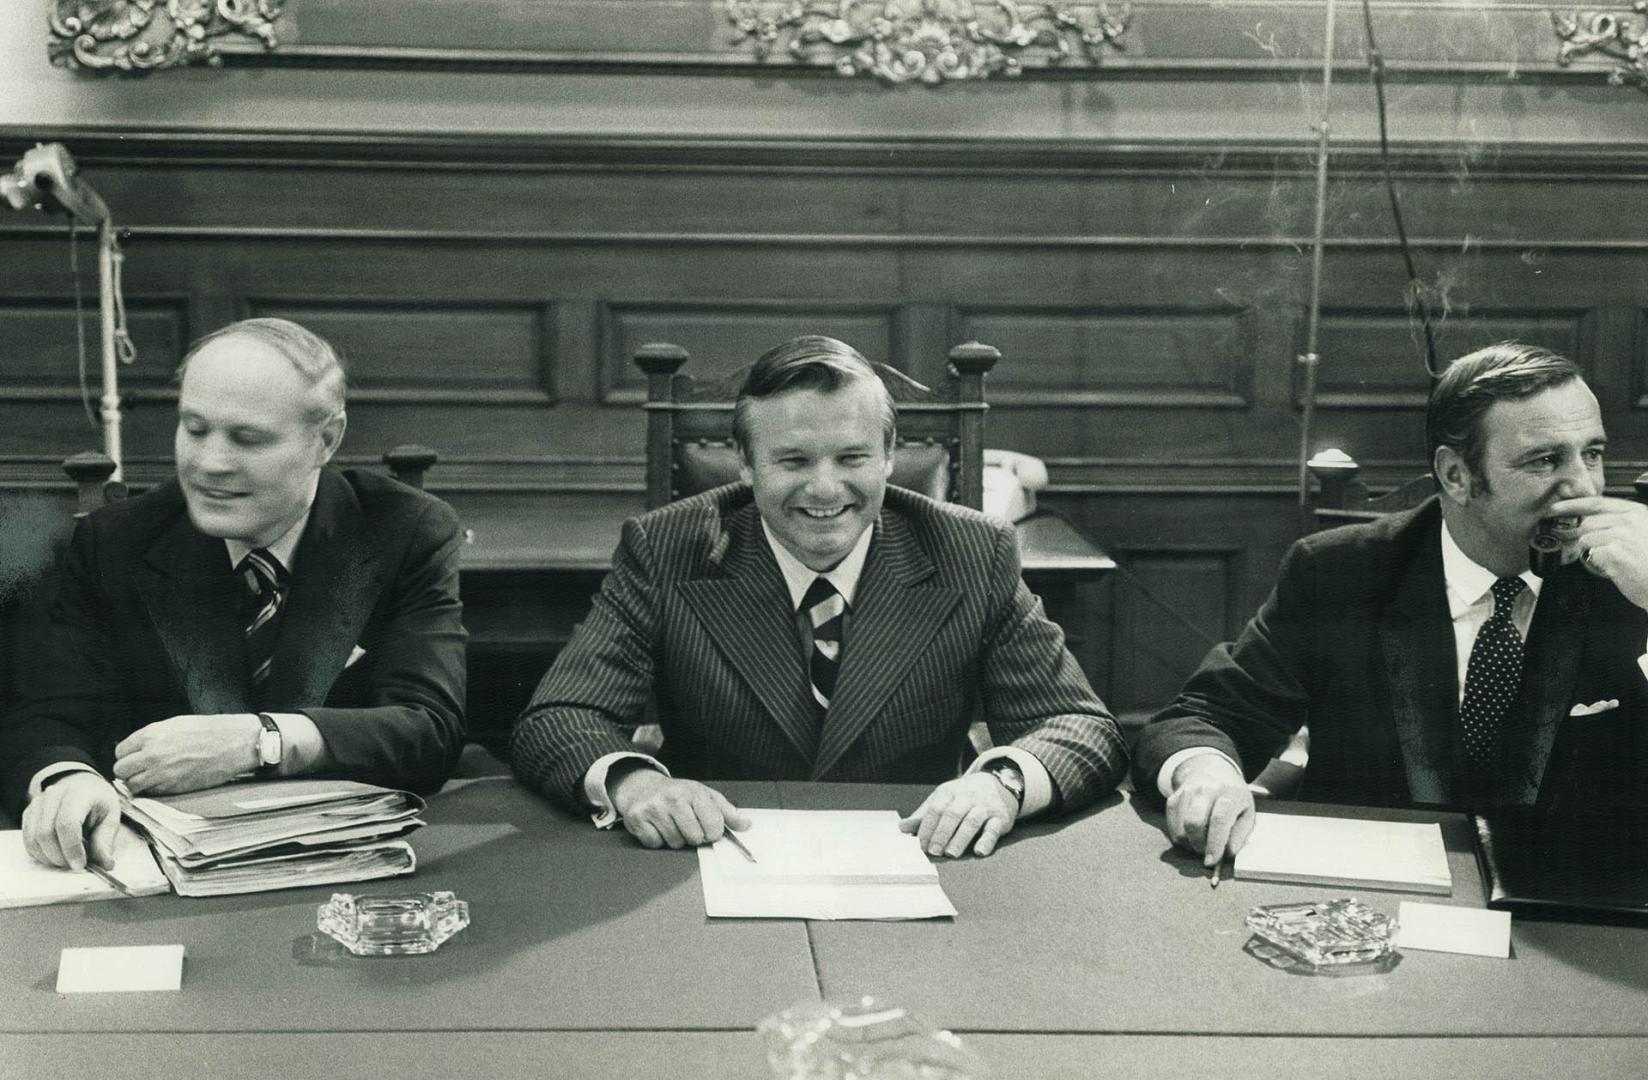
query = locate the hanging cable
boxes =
[67,220,98,429]
[1361,0,1441,377]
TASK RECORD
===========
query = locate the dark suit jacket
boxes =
[511,484,1127,814]
[1132,498,1648,813]
[0,467,467,816]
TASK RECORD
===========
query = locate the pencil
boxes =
[722,829,758,864]
[86,862,137,897]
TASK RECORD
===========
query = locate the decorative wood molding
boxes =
[1552,4,1648,92]
[724,0,1129,83]
[49,0,286,72]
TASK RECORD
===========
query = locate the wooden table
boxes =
[5,780,1641,1079]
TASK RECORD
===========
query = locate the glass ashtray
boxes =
[1245,898,1397,973]
[316,891,469,956]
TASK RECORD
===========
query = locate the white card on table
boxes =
[56,944,185,993]
[1396,901,1510,958]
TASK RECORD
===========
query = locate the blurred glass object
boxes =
[759,996,991,1079]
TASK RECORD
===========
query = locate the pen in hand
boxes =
[722,828,758,864]
[86,861,137,897]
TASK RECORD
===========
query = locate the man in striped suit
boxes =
[5,319,466,870]
[513,336,1127,858]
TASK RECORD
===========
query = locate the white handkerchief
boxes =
[1396,902,1510,959]
[345,645,367,670]
[1568,699,1620,718]
[56,944,185,993]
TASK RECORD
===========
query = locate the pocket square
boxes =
[345,645,367,670]
[1568,699,1620,718]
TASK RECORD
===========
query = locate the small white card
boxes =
[56,944,185,993]
[1396,901,1511,959]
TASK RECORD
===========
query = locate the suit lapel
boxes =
[1377,514,1458,805]
[812,512,960,780]
[133,512,250,716]
[677,508,819,762]
[260,469,382,709]
[1499,565,1586,804]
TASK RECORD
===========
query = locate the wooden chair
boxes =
[634,341,999,511]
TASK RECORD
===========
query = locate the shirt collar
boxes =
[1439,517,1541,619]
[225,508,310,577]
[761,518,875,611]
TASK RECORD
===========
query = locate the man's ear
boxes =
[1434,445,1471,506]
[316,411,347,466]
[736,444,753,487]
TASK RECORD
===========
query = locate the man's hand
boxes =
[899,772,1018,858]
[112,713,262,795]
[610,766,750,849]
[1550,496,1648,611]
[1165,754,1255,867]
[21,772,121,870]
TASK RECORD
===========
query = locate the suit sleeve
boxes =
[300,498,467,794]
[977,524,1129,814]
[511,518,660,812]
[0,517,125,818]
[1130,538,1318,797]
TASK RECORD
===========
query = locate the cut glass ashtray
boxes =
[316,891,469,956]
[1245,898,1397,973]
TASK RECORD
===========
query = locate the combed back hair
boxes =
[1426,341,1583,481]
[177,317,347,427]
[732,335,897,455]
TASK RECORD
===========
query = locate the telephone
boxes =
[982,449,1049,524]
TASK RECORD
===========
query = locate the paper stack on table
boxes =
[1234,812,1452,895]
[0,824,170,908]
[698,808,957,920]
[119,779,425,897]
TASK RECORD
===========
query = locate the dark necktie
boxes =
[1457,576,1527,775]
[240,547,290,699]
[801,576,845,714]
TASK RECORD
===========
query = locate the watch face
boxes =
[258,729,282,766]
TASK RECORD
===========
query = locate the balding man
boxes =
[2,317,467,869]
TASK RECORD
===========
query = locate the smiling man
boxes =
[1135,342,1648,869]
[2,318,467,870]
[512,335,1127,856]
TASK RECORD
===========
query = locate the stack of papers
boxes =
[120,779,424,897]
[1233,812,1452,895]
[0,825,170,908]
[697,808,956,920]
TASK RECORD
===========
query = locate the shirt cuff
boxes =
[27,762,101,803]
[1637,642,1648,682]
[1157,747,1244,799]
[583,752,670,829]
[969,747,1053,818]
[269,712,327,775]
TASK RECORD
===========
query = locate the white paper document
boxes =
[697,808,957,920]
[1234,812,1452,895]
[0,826,170,908]
[1396,901,1511,958]
[56,944,184,993]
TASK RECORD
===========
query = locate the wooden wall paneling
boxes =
[598,300,904,403]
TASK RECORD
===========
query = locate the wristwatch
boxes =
[255,713,283,777]
[983,760,1026,809]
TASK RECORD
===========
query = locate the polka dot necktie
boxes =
[801,576,845,715]
[1457,576,1526,771]
[240,548,290,701]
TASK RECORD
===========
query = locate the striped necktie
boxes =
[240,547,289,699]
[801,576,845,714]
[1457,575,1526,783]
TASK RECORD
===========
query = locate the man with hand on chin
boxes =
[3,318,466,871]
[1136,342,1648,872]
[512,335,1126,857]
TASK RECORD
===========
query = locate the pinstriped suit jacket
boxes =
[511,484,1128,814]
